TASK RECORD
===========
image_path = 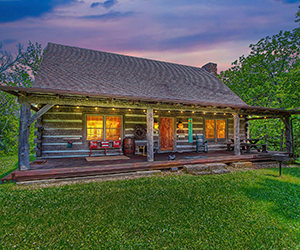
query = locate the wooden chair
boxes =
[196,134,208,153]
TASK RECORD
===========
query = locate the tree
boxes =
[0,41,43,155]
[219,13,300,156]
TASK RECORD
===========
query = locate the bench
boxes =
[89,140,122,157]
[226,142,267,153]
[241,143,268,153]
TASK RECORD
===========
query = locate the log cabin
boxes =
[0,43,299,171]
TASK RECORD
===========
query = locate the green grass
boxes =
[1,168,300,249]
[0,154,36,179]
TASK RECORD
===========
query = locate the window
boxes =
[87,115,122,141]
[205,119,226,140]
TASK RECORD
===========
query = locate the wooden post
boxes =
[283,115,292,155]
[147,108,154,162]
[19,102,31,170]
[234,113,241,156]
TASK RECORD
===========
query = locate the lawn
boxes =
[1,167,300,249]
[0,154,35,179]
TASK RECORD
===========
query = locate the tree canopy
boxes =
[219,9,300,157]
[0,41,43,155]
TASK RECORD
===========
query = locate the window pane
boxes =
[87,116,103,140]
[106,129,121,140]
[217,120,226,139]
[87,116,103,129]
[205,120,215,139]
[106,116,121,129]
[87,129,103,140]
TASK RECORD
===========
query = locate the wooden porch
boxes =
[1,150,284,183]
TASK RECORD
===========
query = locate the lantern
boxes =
[178,121,184,130]
[154,119,159,130]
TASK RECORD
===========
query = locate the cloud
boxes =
[80,10,134,20]
[0,0,78,23]
[90,0,117,9]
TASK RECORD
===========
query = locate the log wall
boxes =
[37,106,246,158]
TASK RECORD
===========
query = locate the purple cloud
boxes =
[81,11,134,20]
[90,0,117,9]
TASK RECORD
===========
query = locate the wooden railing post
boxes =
[19,102,31,170]
[234,113,241,156]
[147,108,154,162]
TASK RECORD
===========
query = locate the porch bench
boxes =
[89,140,122,157]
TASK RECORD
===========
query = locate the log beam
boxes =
[19,102,31,170]
[18,95,287,117]
[147,108,154,162]
[234,113,241,156]
[25,103,54,129]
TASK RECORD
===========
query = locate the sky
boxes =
[0,0,299,72]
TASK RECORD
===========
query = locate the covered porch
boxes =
[1,149,287,183]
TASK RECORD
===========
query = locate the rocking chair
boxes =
[196,134,208,153]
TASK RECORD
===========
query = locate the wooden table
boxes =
[228,138,267,153]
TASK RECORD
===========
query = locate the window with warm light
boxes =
[87,115,122,140]
[205,119,226,140]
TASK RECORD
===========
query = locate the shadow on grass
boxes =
[242,172,300,220]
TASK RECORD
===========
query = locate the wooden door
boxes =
[160,117,174,151]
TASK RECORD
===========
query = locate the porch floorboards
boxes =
[1,150,283,183]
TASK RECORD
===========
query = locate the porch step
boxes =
[183,163,230,175]
[230,162,252,168]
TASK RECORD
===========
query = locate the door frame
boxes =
[160,117,175,152]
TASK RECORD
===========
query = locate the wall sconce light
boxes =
[95,107,98,110]
[178,121,184,130]
[76,106,80,109]
[168,110,171,113]
[85,96,89,101]
[155,110,157,113]
[56,105,59,108]
[143,109,146,113]
[181,111,183,113]
[214,113,216,115]
[112,108,115,111]
[128,109,131,111]
[154,119,159,130]
[192,111,195,114]
[203,112,206,115]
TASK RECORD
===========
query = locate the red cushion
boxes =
[89,141,98,149]
[113,140,121,148]
[101,141,110,148]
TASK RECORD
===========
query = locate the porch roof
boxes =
[0,85,299,116]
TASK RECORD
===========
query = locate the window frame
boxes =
[204,118,227,141]
[85,114,123,141]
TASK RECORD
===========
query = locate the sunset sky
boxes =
[0,0,299,72]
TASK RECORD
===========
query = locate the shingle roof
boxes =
[34,43,247,106]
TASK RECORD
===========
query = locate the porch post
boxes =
[234,113,241,156]
[147,108,154,162]
[283,115,292,155]
[19,102,31,170]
